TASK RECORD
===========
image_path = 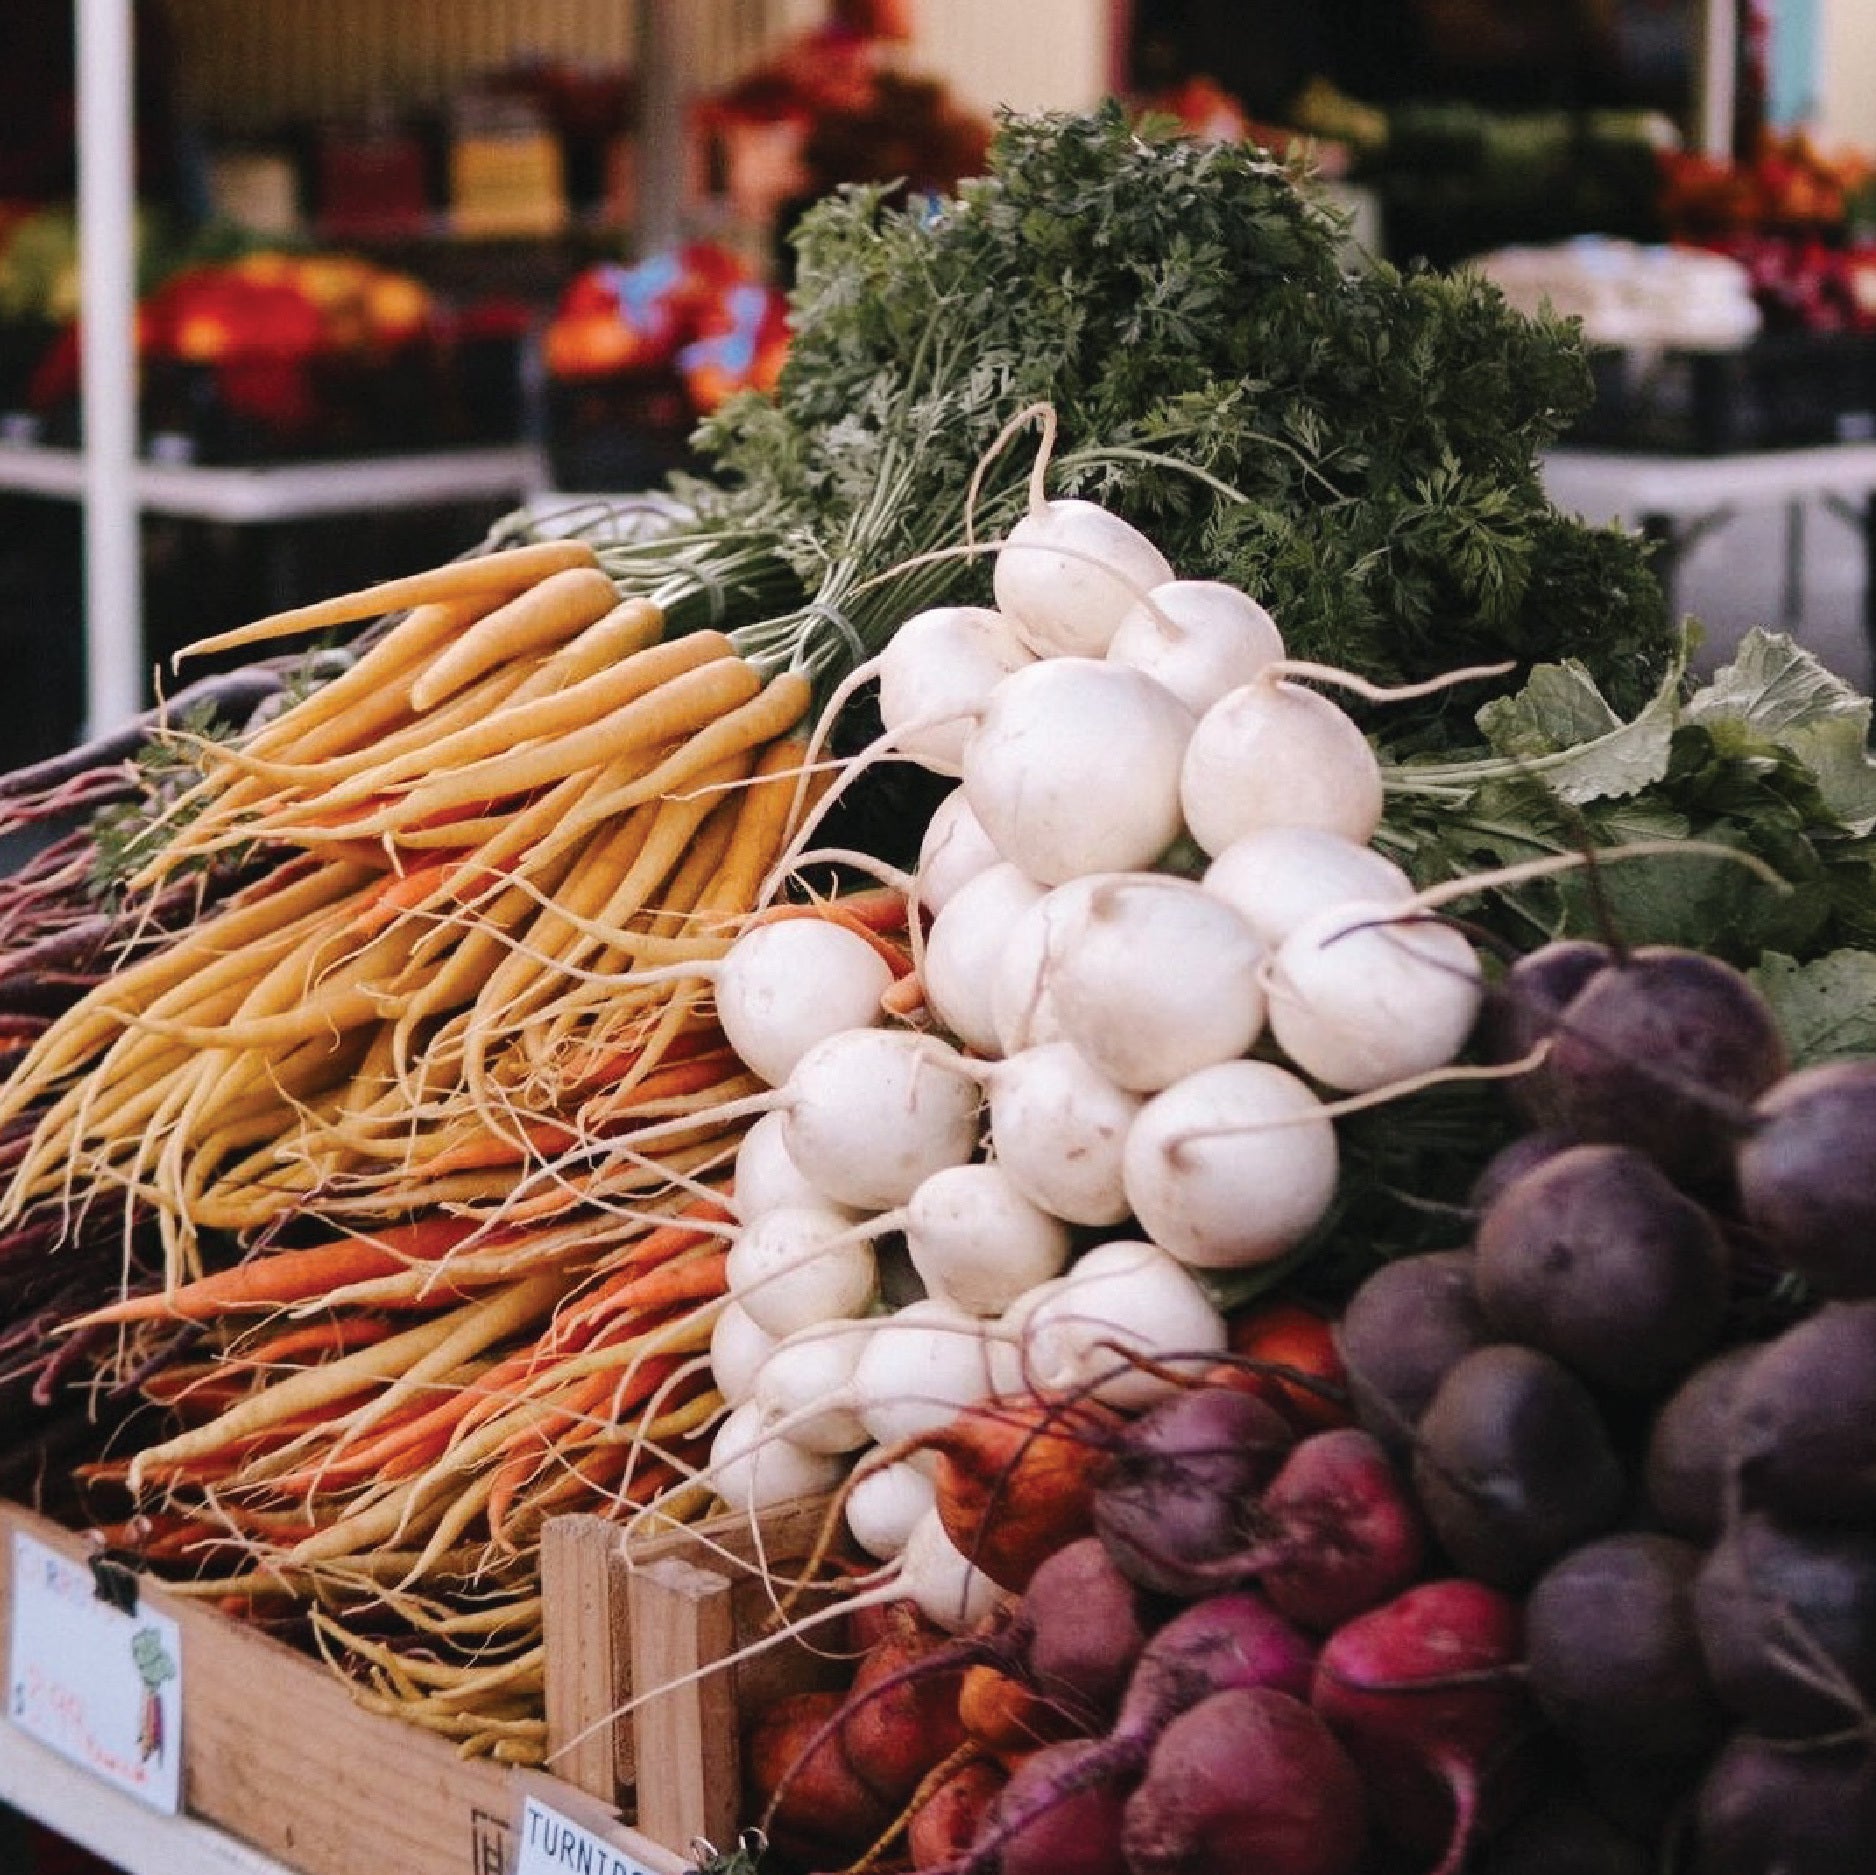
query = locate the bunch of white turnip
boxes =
[695,468,1489,1630]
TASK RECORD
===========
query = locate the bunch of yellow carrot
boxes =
[0,532,876,1755]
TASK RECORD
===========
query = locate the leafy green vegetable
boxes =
[683,104,1673,733]
[1383,628,1876,968]
[1753,951,1876,1066]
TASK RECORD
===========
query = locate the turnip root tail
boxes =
[963,400,1061,546]
[1259,655,1515,701]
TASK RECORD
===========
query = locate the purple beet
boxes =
[1727,1302,1876,1527]
[1333,1250,1493,1460]
[1541,945,1786,1190]
[1694,1732,1876,1874]
[1092,1383,1294,1597]
[1737,1061,1876,1296]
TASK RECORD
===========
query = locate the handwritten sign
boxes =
[514,1795,667,1875]
[7,1530,183,1813]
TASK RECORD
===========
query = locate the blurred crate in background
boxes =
[1573,332,1876,454]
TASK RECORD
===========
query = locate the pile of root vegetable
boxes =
[734,947,1876,1875]
[0,108,1871,1875]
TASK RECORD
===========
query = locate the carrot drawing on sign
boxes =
[130,1627,175,1762]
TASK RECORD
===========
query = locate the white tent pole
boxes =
[636,0,685,254]
[1694,0,1740,160]
[76,0,144,734]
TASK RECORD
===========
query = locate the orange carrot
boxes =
[485,1352,688,1543]
[581,1048,746,1125]
[348,853,501,937]
[554,1014,725,1095]
[71,1215,487,1326]
[177,538,602,661]
[753,892,916,975]
[880,971,928,1019]
[403,1118,580,1180]
[408,1050,743,1178]
[547,1247,729,1356]
[228,1316,399,1370]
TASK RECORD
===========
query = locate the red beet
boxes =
[931,1591,1319,1874]
[972,1738,1131,1875]
[1310,1578,1534,1875]
[1121,1687,1368,1875]
[1112,1589,1318,1749]
[1253,1428,1427,1631]
[1021,1536,1155,1730]
[1101,1422,1425,1627]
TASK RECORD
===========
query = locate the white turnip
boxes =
[707,1399,847,1513]
[875,603,1034,775]
[731,1108,851,1222]
[709,1300,778,1409]
[961,658,1194,885]
[1121,1059,1338,1270]
[1031,871,1266,1092]
[1201,824,1414,951]
[1013,1239,1227,1408]
[724,1204,879,1339]
[984,1041,1142,1228]
[844,1460,937,1561]
[994,490,1175,660]
[902,1161,1072,1317]
[780,1027,983,1212]
[849,1299,994,1451]
[1179,675,1383,856]
[752,1322,872,1454]
[711,916,897,1086]
[916,786,1002,915]
[921,861,1047,1056]
[1264,899,1483,1094]
[1105,578,1284,715]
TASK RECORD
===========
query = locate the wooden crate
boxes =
[543,1496,856,1857]
[0,1501,689,1875]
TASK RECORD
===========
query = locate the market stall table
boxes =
[0,442,550,523]
[1541,443,1876,660]
[0,438,551,730]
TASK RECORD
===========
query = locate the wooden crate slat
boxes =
[0,1502,688,1875]
[542,1512,637,1802]
[628,1556,742,1856]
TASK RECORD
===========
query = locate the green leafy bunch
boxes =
[1384,629,1876,970]
[692,103,1672,734]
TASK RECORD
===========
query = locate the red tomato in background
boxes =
[1214,1300,1350,1431]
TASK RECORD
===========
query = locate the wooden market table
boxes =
[1541,443,1876,658]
